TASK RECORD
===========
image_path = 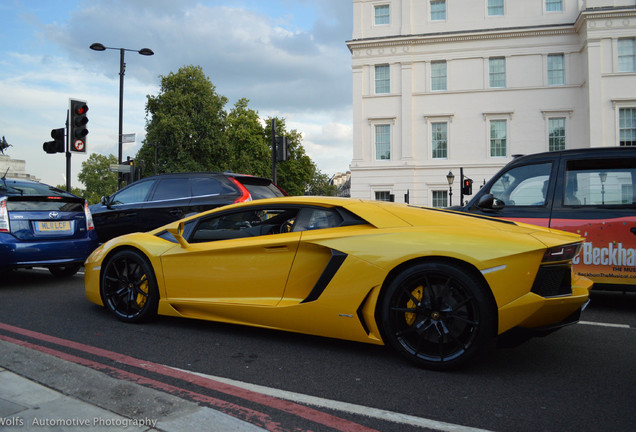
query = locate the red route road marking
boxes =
[0,322,379,432]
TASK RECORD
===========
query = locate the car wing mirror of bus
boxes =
[477,194,505,211]
[167,222,190,249]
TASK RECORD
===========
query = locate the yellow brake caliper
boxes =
[136,275,149,308]
[405,285,424,326]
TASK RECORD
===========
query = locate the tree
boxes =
[137,65,229,176]
[55,184,85,198]
[77,153,118,204]
[306,170,338,196]
[225,99,270,177]
[266,118,316,196]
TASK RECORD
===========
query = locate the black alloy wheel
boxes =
[381,262,495,370]
[100,249,159,323]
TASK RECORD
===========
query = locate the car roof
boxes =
[506,147,636,167]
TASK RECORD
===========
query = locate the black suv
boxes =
[90,172,285,243]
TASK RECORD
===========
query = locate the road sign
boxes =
[121,133,136,143]
[109,164,132,173]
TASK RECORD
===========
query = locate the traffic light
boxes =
[69,99,88,152]
[42,128,65,154]
[462,178,473,195]
[276,136,290,161]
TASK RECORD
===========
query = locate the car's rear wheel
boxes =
[48,263,81,278]
[380,262,496,370]
[100,249,159,323]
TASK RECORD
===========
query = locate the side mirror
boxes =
[477,194,505,211]
[167,222,189,249]
[101,195,110,207]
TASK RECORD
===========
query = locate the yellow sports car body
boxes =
[85,196,592,370]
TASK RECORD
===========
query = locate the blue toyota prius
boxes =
[0,177,99,277]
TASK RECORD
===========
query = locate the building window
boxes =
[375,64,390,94]
[375,191,392,201]
[431,122,448,159]
[488,0,504,16]
[549,118,566,151]
[431,61,447,91]
[374,4,390,25]
[490,119,507,157]
[432,190,448,208]
[489,57,506,88]
[431,0,446,21]
[375,124,391,159]
[618,39,636,73]
[545,0,562,12]
[548,54,565,85]
[620,108,636,146]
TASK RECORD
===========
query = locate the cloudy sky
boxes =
[0,0,353,187]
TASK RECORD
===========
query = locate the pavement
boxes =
[0,340,265,431]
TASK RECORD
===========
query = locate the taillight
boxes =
[84,201,94,230]
[0,199,9,232]
[542,243,582,263]
[228,177,252,203]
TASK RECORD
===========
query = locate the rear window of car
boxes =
[7,200,84,212]
[192,177,238,197]
[241,182,285,199]
[1,180,72,198]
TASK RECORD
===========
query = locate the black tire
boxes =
[48,263,81,278]
[380,262,496,370]
[100,249,159,323]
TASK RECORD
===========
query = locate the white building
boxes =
[346,0,636,206]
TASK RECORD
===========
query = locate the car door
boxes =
[549,154,636,289]
[465,159,557,227]
[141,177,192,231]
[160,206,301,306]
[93,179,156,241]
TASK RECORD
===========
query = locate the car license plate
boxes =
[36,221,71,233]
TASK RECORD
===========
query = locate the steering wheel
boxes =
[279,221,294,233]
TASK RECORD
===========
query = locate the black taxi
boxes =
[457,147,636,292]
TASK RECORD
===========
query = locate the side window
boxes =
[189,208,299,243]
[292,208,344,232]
[151,178,191,201]
[564,159,636,206]
[111,180,155,205]
[488,162,552,206]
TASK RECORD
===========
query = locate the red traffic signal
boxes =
[70,99,88,152]
[461,178,473,196]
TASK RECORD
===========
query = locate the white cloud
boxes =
[0,0,353,187]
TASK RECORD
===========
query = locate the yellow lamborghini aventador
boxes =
[85,196,592,370]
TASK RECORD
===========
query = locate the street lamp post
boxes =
[90,43,154,189]
[446,170,455,207]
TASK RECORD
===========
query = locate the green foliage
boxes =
[137,65,230,176]
[79,65,336,200]
[225,99,271,177]
[77,153,118,204]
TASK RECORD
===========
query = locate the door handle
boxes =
[265,245,289,252]
[170,210,184,217]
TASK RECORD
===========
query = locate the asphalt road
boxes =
[0,268,634,432]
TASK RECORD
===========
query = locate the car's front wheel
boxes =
[380,262,496,370]
[100,249,159,323]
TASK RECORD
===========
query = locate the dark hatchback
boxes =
[0,177,99,277]
[89,172,286,243]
